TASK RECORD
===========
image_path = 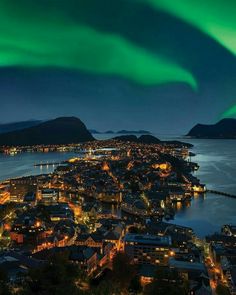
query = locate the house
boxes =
[75,233,104,250]
[33,246,97,275]
[10,215,45,244]
[40,189,58,205]
[69,246,97,275]
[0,251,43,283]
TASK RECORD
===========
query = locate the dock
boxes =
[34,162,62,167]
[207,189,236,199]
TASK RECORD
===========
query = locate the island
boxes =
[116,129,151,134]
[89,129,151,135]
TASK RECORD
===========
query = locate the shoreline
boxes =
[1,138,236,238]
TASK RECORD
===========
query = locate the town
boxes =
[0,139,235,295]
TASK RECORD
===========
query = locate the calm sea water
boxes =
[171,138,236,237]
[0,137,235,237]
[0,152,76,181]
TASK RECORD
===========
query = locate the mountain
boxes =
[138,135,160,144]
[0,117,94,146]
[0,120,42,134]
[89,129,150,134]
[187,119,236,139]
[89,129,101,134]
[114,134,192,147]
[113,134,160,144]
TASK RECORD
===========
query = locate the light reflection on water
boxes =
[167,137,236,237]
[0,152,76,181]
[0,137,236,237]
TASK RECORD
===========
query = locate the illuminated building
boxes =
[139,265,156,286]
[124,233,171,265]
[10,177,37,202]
[102,162,110,171]
[40,189,58,205]
[10,216,45,244]
[192,184,206,193]
[75,233,104,249]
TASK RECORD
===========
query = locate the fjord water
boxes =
[171,138,236,237]
[0,137,235,237]
[0,152,76,181]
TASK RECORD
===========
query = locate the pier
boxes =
[207,189,236,199]
[34,162,62,167]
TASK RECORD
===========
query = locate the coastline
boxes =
[0,136,236,237]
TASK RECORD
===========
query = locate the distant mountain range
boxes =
[187,118,236,139]
[0,120,151,137]
[0,116,202,146]
[0,117,94,146]
[0,120,42,134]
[89,129,151,135]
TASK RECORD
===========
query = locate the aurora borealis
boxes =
[144,0,236,55]
[0,0,196,88]
[0,23,196,87]
[0,0,236,132]
[222,105,236,119]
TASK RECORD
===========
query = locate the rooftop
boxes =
[124,233,171,246]
[169,258,206,272]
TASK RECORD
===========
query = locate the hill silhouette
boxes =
[0,117,94,146]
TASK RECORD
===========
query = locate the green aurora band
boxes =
[142,0,236,55]
[222,105,236,118]
[0,1,196,88]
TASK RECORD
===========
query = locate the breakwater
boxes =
[207,189,236,199]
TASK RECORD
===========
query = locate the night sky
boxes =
[1,0,236,134]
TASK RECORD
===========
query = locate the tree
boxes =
[36,204,51,222]
[128,226,140,234]
[112,253,137,292]
[144,267,186,295]
[216,284,230,295]
[20,253,85,295]
[0,269,11,295]
[0,203,15,220]
[129,181,140,194]
[129,275,142,293]
[91,280,116,295]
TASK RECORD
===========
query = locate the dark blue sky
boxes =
[0,0,236,134]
